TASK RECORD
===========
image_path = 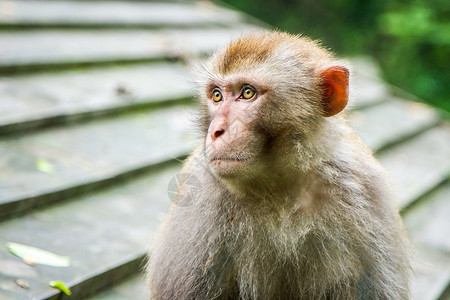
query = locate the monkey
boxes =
[146,31,411,300]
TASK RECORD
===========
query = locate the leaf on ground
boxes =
[7,242,70,267]
[36,158,55,174]
[15,279,30,289]
[49,280,72,296]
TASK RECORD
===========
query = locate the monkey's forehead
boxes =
[215,31,331,76]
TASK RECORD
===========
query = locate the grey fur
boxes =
[146,31,411,300]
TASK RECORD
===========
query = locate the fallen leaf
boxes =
[15,279,30,289]
[7,242,70,267]
[36,158,55,174]
[49,280,72,296]
[22,257,36,266]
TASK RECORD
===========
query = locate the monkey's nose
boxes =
[212,129,225,141]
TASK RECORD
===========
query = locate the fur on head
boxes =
[193,31,351,195]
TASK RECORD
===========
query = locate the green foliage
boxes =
[223,0,450,112]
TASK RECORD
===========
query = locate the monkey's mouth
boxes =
[209,156,251,176]
[211,157,250,162]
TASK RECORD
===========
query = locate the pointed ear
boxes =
[320,66,349,117]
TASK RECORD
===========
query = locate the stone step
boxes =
[0,98,438,220]
[378,124,450,208]
[349,57,392,110]
[0,0,243,29]
[0,162,180,299]
[349,98,439,151]
[0,62,192,135]
[0,105,197,220]
[0,27,256,74]
[403,182,450,300]
[89,276,147,300]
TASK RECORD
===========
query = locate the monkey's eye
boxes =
[212,89,223,102]
[241,85,256,100]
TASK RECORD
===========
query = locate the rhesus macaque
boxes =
[147,31,411,300]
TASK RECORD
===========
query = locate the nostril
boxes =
[214,129,225,139]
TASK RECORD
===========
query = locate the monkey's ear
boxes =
[320,66,349,117]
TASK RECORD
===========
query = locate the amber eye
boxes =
[212,89,223,102]
[241,85,256,99]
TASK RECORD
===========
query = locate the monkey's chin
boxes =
[209,158,250,178]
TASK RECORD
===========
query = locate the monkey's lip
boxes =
[210,157,250,162]
[209,157,251,176]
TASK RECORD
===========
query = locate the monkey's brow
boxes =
[206,77,269,91]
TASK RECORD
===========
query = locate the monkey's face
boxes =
[204,78,269,179]
[199,32,350,180]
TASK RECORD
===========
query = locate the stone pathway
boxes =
[0,1,449,299]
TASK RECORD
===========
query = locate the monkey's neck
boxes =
[218,118,348,204]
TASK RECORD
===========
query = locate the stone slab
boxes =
[0,105,198,219]
[349,98,439,151]
[410,248,450,300]
[378,124,450,208]
[0,163,178,299]
[89,275,147,300]
[0,27,256,71]
[349,58,391,109]
[0,0,242,28]
[404,182,450,300]
[0,62,192,134]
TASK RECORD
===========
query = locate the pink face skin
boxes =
[204,79,268,178]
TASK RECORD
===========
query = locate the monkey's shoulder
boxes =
[324,131,387,181]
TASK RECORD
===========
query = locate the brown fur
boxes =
[146,31,411,300]
[220,34,278,74]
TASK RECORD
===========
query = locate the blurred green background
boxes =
[222,0,450,113]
